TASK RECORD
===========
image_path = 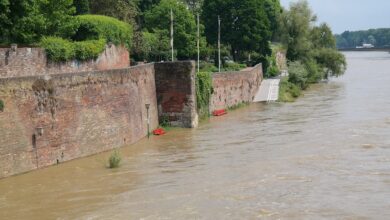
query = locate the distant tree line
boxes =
[335,28,390,48]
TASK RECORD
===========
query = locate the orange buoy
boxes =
[212,109,227,116]
[153,128,166,135]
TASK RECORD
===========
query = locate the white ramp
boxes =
[254,79,280,102]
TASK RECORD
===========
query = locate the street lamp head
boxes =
[145,103,150,109]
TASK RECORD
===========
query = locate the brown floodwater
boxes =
[1,52,390,219]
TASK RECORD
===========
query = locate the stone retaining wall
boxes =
[155,61,198,128]
[0,60,262,178]
[0,44,130,78]
[210,64,263,111]
[0,64,157,178]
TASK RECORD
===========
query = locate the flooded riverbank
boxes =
[1,52,389,219]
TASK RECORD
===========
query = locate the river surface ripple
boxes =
[0,52,390,219]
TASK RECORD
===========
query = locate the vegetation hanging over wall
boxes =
[74,15,133,50]
[0,1,132,62]
[196,72,213,119]
[39,15,132,62]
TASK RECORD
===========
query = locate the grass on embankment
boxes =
[227,102,249,111]
[278,77,301,102]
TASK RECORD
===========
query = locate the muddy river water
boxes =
[1,52,390,219]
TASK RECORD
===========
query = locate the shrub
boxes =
[288,61,309,89]
[227,102,249,111]
[265,52,280,78]
[159,115,171,129]
[40,37,106,61]
[304,59,323,83]
[74,15,133,50]
[0,99,4,112]
[137,31,171,62]
[199,62,218,72]
[313,48,346,78]
[222,62,247,71]
[108,150,121,169]
[73,39,106,60]
[196,72,213,119]
[248,52,269,73]
[40,37,75,62]
[279,78,301,102]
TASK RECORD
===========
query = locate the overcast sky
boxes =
[280,0,390,34]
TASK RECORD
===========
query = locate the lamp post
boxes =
[197,13,200,73]
[171,9,174,62]
[218,15,221,73]
[145,104,150,138]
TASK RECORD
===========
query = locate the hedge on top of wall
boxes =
[40,15,132,62]
[40,37,106,62]
[73,15,133,50]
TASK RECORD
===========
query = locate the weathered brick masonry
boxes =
[0,44,130,78]
[0,64,158,178]
[155,61,198,128]
[210,64,263,111]
[0,59,261,178]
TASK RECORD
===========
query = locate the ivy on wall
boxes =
[196,72,213,119]
[0,99,4,112]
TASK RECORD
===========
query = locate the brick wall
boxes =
[155,61,198,128]
[0,60,262,178]
[210,64,263,111]
[0,64,158,178]
[0,44,130,78]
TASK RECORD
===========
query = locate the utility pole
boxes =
[171,9,174,62]
[197,13,200,73]
[218,15,221,72]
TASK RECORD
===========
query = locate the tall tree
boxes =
[144,0,197,59]
[138,0,161,12]
[180,0,203,14]
[310,23,336,49]
[279,0,316,61]
[0,0,10,43]
[89,0,139,26]
[1,0,77,44]
[202,0,271,61]
[264,0,282,40]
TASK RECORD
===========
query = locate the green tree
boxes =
[264,0,282,40]
[138,0,161,12]
[202,0,271,61]
[89,0,139,26]
[74,0,89,15]
[367,35,376,45]
[0,0,10,43]
[3,0,77,44]
[181,0,203,14]
[144,0,197,59]
[313,48,346,78]
[280,0,345,83]
[310,23,336,49]
[279,0,316,61]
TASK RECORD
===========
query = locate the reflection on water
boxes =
[1,52,390,219]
